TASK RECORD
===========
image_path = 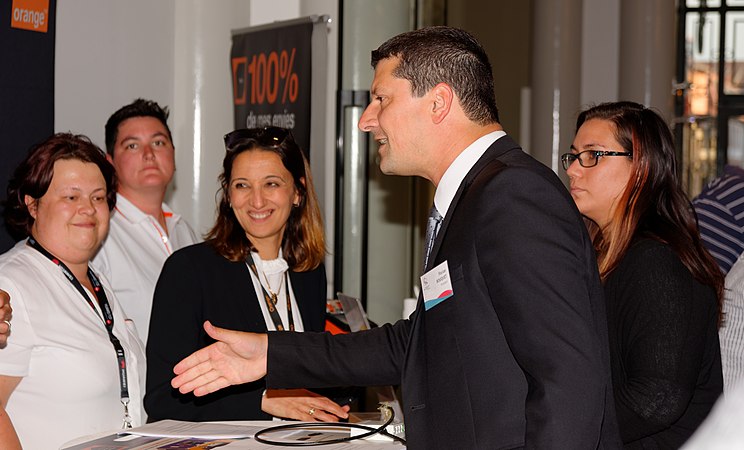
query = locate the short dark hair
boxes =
[104,98,172,155]
[206,127,325,271]
[4,133,117,239]
[371,26,499,125]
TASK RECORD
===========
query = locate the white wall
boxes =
[580,0,620,107]
[55,0,176,147]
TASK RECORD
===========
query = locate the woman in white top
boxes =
[0,133,145,449]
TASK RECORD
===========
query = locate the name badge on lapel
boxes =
[420,260,454,311]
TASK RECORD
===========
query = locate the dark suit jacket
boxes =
[268,136,622,449]
[145,241,327,421]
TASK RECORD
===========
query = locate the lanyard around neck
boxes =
[245,252,294,332]
[27,237,133,428]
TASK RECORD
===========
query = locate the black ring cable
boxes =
[253,403,406,446]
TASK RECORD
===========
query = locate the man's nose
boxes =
[358,103,378,132]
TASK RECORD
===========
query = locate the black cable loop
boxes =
[253,403,406,446]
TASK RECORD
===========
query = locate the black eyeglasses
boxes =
[560,150,632,170]
[223,126,292,152]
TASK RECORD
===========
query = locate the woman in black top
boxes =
[562,101,724,449]
[145,127,349,423]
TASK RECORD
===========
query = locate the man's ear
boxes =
[106,153,114,164]
[430,83,454,124]
[24,195,38,219]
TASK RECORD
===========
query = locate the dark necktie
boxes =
[424,205,443,270]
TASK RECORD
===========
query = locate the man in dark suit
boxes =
[172,26,621,449]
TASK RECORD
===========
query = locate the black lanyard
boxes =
[27,237,133,429]
[245,253,294,331]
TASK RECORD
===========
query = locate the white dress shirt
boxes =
[92,194,199,342]
[0,241,146,450]
[434,130,506,217]
[720,253,744,391]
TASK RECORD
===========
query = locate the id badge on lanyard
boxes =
[27,237,133,428]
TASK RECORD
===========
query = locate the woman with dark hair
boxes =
[145,127,349,422]
[0,133,146,449]
[562,101,724,448]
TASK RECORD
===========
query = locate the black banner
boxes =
[230,20,313,155]
[0,0,56,252]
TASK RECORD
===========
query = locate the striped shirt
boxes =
[692,165,744,275]
[721,254,744,392]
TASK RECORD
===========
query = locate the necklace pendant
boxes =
[270,293,278,305]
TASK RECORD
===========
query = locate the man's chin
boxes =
[138,175,172,187]
[378,158,396,176]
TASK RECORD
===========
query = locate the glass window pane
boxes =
[724,12,744,94]
[682,118,717,197]
[686,12,719,115]
[727,1,744,6]
[687,0,721,7]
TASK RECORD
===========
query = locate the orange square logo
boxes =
[11,0,50,33]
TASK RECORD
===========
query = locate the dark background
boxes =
[0,0,56,252]
[231,20,312,156]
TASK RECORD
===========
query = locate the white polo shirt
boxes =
[92,194,199,342]
[0,241,146,450]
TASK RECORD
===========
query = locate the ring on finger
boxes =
[2,320,9,332]
[308,407,316,416]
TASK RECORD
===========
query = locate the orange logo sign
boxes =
[11,0,50,33]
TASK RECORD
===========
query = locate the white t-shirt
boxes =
[0,240,146,450]
[92,194,199,342]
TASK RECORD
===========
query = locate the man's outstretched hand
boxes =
[171,321,269,397]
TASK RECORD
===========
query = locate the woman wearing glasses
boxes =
[145,127,349,423]
[562,101,723,449]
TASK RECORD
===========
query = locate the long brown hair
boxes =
[206,127,325,271]
[577,102,723,312]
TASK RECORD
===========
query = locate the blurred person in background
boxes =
[93,98,198,343]
[692,164,744,275]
